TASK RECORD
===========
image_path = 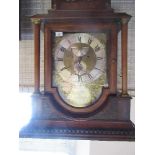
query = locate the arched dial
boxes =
[53,33,108,107]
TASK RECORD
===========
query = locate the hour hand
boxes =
[71,47,79,56]
[80,47,89,56]
[77,56,82,63]
[71,46,89,57]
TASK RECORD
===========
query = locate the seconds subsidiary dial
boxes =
[53,33,108,107]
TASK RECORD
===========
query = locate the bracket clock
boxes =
[20,0,135,141]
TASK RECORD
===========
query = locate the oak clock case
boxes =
[19,0,135,141]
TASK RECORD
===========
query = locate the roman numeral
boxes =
[94,45,100,52]
[95,67,105,73]
[78,74,82,82]
[96,57,103,60]
[56,58,63,61]
[60,66,70,71]
[87,73,93,79]
[78,36,81,42]
[88,38,92,45]
[68,40,71,44]
[60,46,66,52]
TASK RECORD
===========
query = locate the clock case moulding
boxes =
[19,0,135,141]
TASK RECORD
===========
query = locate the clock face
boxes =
[52,32,108,108]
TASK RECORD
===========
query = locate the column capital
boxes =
[121,17,131,25]
[31,18,41,24]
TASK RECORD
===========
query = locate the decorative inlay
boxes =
[20,127,135,137]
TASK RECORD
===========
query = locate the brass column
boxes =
[31,18,41,93]
[121,18,130,96]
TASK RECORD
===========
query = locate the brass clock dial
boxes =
[53,32,108,107]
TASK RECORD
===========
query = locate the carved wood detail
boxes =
[20,120,135,141]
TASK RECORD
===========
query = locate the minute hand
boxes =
[60,66,71,71]
[77,56,83,64]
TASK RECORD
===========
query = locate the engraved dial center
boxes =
[63,43,97,77]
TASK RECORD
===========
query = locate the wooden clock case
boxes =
[19,0,135,141]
